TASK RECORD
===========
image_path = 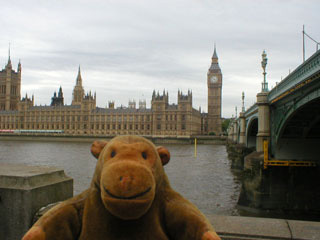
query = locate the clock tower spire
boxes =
[72,65,85,105]
[207,44,222,135]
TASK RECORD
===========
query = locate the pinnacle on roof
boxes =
[58,86,63,97]
[208,43,221,73]
[18,59,21,71]
[8,43,11,61]
[212,43,218,59]
[6,43,12,68]
[76,65,82,86]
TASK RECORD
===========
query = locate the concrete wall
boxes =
[0,163,73,240]
[238,152,320,214]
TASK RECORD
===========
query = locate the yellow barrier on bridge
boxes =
[263,140,316,169]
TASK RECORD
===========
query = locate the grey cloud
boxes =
[1,0,319,117]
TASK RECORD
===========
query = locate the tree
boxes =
[222,118,231,135]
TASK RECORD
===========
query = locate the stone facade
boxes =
[0,49,222,137]
[0,55,21,111]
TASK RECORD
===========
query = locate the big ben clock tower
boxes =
[207,45,222,135]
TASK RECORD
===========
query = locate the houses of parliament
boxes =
[0,48,222,137]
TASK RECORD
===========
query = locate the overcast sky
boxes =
[1,0,319,117]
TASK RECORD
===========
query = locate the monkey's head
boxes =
[91,135,170,220]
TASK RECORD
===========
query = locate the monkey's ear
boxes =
[91,140,108,159]
[156,146,170,166]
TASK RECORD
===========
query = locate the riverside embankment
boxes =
[0,134,226,144]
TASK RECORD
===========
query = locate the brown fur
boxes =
[23,135,220,240]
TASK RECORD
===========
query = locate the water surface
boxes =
[0,140,240,216]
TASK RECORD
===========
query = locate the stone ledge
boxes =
[0,163,71,190]
[0,163,73,240]
[208,215,320,240]
[288,219,320,240]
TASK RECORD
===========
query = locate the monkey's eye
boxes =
[111,151,116,158]
[141,152,147,159]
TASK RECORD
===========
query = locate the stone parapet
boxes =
[0,163,73,240]
[208,215,320,240]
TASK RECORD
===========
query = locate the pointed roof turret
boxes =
[212,43,218,59]
[208,43,221,73]
[72,65,85,105]
[18,59,21,72]
[76,65,82,86]
[6,43,12,69]
[58,86,63,97]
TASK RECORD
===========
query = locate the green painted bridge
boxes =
[230,49,320,164]
[228,50,320,215]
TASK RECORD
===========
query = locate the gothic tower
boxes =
[151,90,169,135]
[207,44,222,134]
[72,66,84,105]
[0,48,21,111]
[51,86,64,106]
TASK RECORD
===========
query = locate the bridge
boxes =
[229,49,320,165]
[227,49,320,215]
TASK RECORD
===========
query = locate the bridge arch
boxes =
[274,92,320,161]
[246,117,258,149]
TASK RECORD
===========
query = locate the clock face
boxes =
[210,76,218,83]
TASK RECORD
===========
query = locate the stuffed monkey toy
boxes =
[23,135,220,240]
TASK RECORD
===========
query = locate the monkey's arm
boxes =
[22,189,89,240]
[164,190,221,240]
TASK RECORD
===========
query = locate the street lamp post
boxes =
[261,50,268,92]
[241,91,245,112]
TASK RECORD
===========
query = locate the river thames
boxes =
[0,140,241,217]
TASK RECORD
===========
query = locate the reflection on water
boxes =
[164,144,241,216]
[0,140,241,216]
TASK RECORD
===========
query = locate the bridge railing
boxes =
[268,49,320,103]
[244,102,257,117]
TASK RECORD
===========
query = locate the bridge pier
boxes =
[256,92,270,152]
[238,151,320,216]
[232,119,238,142]
[239,112,246,145]
[226,139,254,170]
